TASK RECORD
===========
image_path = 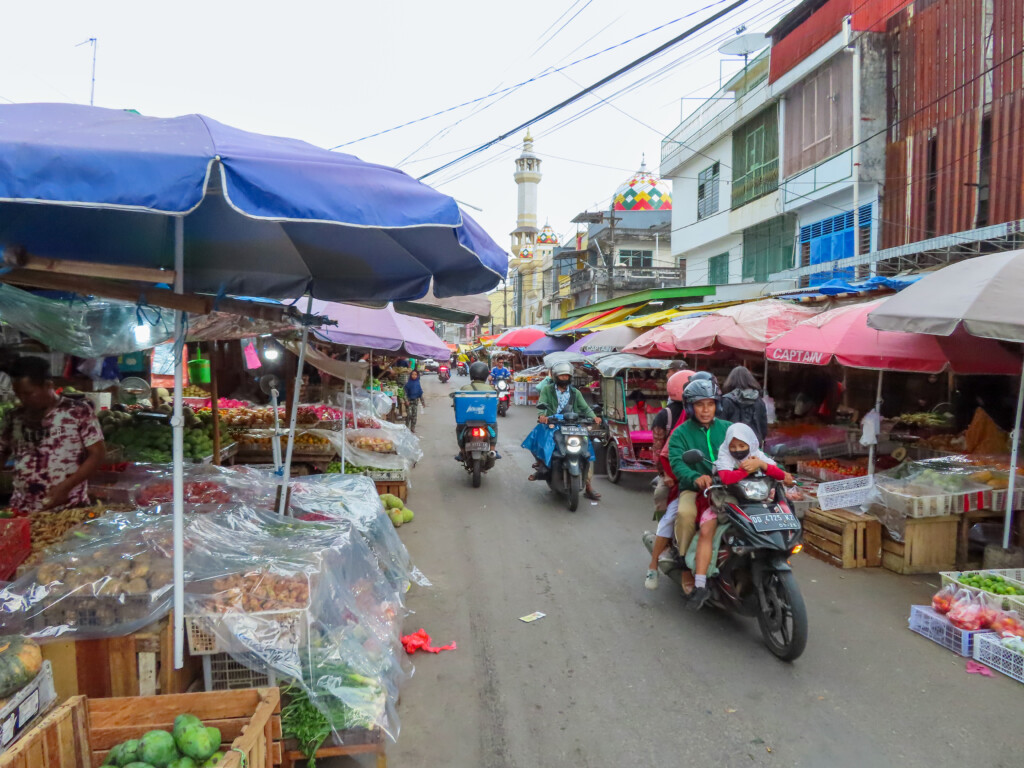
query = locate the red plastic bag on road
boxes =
[402,628,456,654]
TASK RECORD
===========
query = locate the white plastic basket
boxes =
[908,605,993,657]
[203,652,272,691]
[816,475,873,511]
[972,634,1024,684]
[939,570,1024,611]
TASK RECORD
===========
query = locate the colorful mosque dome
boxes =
[517,244,534,259]
[613,158,672,211]
[537,222,559,245]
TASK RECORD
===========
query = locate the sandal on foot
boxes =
[584,489,601,500]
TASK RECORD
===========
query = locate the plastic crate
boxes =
[203,652,272,691]
[972,634,1024,684]
[0,518,31,581]
[939,570,1024,610]
[908,605,993,657]
[185,615,221,655]
[816,476,873,511]
[877,485,957,518]
[453,392,497,423]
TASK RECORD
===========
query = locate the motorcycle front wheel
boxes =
[567,473,581,512]
[756,569,808,661]
[472,457,482,488]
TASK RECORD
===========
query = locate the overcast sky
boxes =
[1,0,797,253]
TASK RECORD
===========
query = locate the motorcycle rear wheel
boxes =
[756,570,808,661]
[472,458,482,488]
[567,474,581,512]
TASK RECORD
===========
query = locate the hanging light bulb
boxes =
[264,343,280,361]
[134,320,151,345]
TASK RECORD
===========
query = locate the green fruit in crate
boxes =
[0,635,43,697]
[173,714,202,743]
[140,729,180,767]
[178,724,221,761]
[168,759,198,768]
[201,753,224,767]
[123,763,157,768]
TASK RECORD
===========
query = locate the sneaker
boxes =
[657,546,678,565]
[687,586,711,611]
[644,569,659,590]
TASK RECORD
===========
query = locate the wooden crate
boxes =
[802,507,882,569]
[374,480,407,502]
[41,614,201,701]
[89,688,282,768]
[282,728,387,768]
[882,515,959,574]
[0,692,90,768]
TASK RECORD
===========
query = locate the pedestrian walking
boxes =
[404,370,425,432]
[718,365,768,444]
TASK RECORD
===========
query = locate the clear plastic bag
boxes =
[989,608,1024,638]
[0,512,178,640]
[132,464,279,507]
[345,427,423,463]
[948,589,987,631]
[931,583,958,614]
[183,507,407,741]
[308,430,409,473]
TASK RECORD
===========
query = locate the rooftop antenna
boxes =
[76,37,97,106]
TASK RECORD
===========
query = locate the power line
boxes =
[533,0,595,56]
[417,0,755,181]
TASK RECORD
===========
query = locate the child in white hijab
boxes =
[714,422,794,484]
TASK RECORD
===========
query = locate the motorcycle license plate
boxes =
[559,425,588,436]
[465,441,489,452]
[747,511,801,532]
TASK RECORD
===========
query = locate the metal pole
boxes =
[89,38,97,106]
[277,296,313,515]
[868,369,883,476]
[848,20,863,273]
[172,216,185,669]
[1002,358,1024,549]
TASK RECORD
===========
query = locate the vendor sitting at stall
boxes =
[0,356,106,513]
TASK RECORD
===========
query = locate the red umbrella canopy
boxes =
[493,325,547,347]
[765,299,1021,373]
[669,300,821,353]
[624,316,705,357]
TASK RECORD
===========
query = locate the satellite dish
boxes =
[718,32,769,57]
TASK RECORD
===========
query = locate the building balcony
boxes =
[732,159,779,209]
[569,265,684,296]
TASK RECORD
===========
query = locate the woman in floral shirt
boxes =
[0,357,105,513]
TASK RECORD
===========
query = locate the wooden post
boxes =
[210,341,221,466]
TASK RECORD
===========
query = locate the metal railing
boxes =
[731,158,779,209]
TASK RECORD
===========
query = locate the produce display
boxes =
[0,634,43,697]
[349,434,395,454]
[804,459,867,478]
[24,503,110,559]
[952,572,1023,597]
[217,404,344,428]
[135,480,232,506]
[895,412,955,428]
[102,408,220,462]
[200,571,311,613]
[102,712,223,767]
[381,493,414,528]
[234,430,333,453]
[182,384,209,398]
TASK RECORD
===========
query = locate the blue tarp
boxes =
[0,104,507,302]
[521,423,595,465]
[777,275,922,300]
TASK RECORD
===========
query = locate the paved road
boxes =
[335,376,1021,767]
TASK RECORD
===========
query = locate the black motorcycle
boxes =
[495,378,511,416]
[438,365,451,383]
[643,448,808,661]
[456,362,468,377]
[536,410,600,512]
[452,391,499,487]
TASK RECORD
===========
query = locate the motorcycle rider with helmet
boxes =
[528,361,603,500]
[452,361,497,462]
[666,377,730,608]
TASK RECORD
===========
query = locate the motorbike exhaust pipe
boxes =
[488,450,497,458]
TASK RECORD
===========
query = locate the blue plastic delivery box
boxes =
[453,392,498,423]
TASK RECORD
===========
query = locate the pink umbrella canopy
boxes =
[567,325,642,355]
[669,300,822,353]
[623,316,706,357]
[493,325,547,347]
[765,299,1022,373]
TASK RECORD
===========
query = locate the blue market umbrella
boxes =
[0,103,507,300]
[522,334,572,356]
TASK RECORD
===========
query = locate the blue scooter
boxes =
[536,409,600,512]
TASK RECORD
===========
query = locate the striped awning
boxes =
[577,304,646,332]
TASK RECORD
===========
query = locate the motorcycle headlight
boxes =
[566,436,583,453]
[737,478,770,501]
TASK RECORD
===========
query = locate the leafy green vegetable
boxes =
[281,682,331,768]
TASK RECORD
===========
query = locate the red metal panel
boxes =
[990,92,1024,224]
[852,0,913,32]
[882,140,909,248]
[993,0,1024,98]
[768,0,850,84]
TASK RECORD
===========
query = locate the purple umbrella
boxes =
[311,300,450,359]
[522,334,572,356]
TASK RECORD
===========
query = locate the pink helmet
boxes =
[666,369,694,402]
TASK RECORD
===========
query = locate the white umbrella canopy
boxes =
[866,250,1024,342]
[867,251,1024,550]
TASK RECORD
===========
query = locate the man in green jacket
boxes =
[667,377,729,603]
[532,361,602,499]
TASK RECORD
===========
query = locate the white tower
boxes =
[511,130,542,257]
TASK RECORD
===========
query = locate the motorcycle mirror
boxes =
[682,448,705,465]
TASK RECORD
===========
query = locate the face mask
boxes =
[557,378,571,387]
[730,449,749,461]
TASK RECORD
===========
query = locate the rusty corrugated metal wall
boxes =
[883,0,1024,248]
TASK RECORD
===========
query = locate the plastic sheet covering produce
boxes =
[184,508,407,741]
[346,427,423,463]
[308,430,410,474]
[131,463,280,507]
[331,387,394,419]
[0,511,178,640]
[287,474,428,591]
[0,284,175,356]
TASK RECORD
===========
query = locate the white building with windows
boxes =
[661,0,889,295]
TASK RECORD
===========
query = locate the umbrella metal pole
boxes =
[763,358,769,398]
[868,369,883,476]
[277,296,313,515]
[172,216,185,669]
[1002,358,1024,549]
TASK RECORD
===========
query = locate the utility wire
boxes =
[417,0,754,181]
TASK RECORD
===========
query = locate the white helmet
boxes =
[550,362,573,378]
